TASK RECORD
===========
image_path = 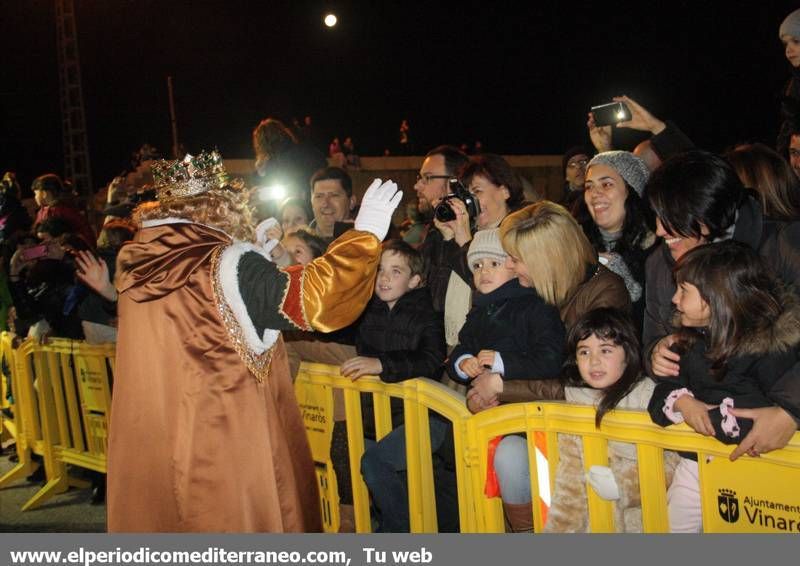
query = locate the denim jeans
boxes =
[360,417,457,532]
[494,434,531,505]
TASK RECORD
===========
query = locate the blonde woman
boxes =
[467,201,630,531]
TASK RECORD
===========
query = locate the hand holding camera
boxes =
[433,178,480,246]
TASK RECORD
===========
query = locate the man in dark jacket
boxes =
[643,150,800,458]
[414,145,470,312]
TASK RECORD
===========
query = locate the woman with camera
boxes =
[434,154,526,348]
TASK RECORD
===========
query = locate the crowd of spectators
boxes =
[3,7,800,533]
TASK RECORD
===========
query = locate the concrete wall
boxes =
[225,155,566,221]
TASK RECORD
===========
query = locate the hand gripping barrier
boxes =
[294,362,475,533]
[296,362,800,533]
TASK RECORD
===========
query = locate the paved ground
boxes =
[0,443,106,532]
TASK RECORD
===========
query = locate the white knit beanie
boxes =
[780,8,800,39]
[587,151,650,197]
[467,228,507,272]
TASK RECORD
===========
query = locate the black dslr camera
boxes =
[434,178,481,223]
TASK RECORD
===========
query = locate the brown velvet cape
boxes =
[107,222,380,532]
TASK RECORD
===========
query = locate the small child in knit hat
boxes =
[448,228,565,397]
[780,8,800,69]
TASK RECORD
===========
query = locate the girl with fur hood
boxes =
[648,241,800,533]
[543,308,678,532]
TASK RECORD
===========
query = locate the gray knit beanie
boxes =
[587,151,650,197]
[780,8,800,39]
[467,228,507,272]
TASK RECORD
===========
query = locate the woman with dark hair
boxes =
[644,150,800,462]
[461,153,526,231]
[649,241,800,532]
[576,151,656,333]
[726,143,800,220]
[252,117,327,202]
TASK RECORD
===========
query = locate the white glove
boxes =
[254,217,281,257]
[354,178,403,241]
[586,465,620,501]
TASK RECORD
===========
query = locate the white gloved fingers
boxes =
[378,180,399,204]
[361,178,383,202]
[255,217,280,246]
[388,188,403,209]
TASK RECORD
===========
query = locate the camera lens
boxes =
[434,198,456,222]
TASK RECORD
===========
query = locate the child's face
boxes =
[375,250,421,309]
[281,204,309,235]
[576,334,627,390]
[672,281,710,327]
[783,35,800,68]
[471,256,516,294]
[284,236,314,265]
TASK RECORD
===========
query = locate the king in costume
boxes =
[106,151,401,532]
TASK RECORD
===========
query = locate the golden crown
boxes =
[151,150,233,202]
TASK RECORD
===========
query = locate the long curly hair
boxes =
[134,182,255,242]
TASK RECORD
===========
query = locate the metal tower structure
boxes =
[55,0,93,198]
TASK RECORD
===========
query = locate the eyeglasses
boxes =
[416,173,452,185]
[567,159,589,169]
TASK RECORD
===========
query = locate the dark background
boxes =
[2,0,798,190]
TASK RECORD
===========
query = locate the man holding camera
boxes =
[413,145,470,313]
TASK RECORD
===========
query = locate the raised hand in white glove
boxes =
[354,178,403,241]
[254,217,281,258]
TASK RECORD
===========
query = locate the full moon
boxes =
[324,14,337,27]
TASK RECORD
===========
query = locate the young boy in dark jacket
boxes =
[332,239,449,532]
[449,228,566,390]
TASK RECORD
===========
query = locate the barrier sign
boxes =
[701,456,800,533]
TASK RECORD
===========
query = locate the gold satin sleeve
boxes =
[301,230,381,333]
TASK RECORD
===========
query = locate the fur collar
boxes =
[737,289,800,356]
[674,289,800,357]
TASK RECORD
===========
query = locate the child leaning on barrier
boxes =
[648,241,800,533]
[331,239,447,532]
[543,307,679,533]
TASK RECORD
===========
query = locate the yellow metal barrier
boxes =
[468,400,800,533]
[295,362,475,533]
[296,362,800,533]
[1,332,18,443]
[4,341,798,532]
[0,332,44,493]
[0,335,113,511]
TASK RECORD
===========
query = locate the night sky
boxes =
[2,0,799,190]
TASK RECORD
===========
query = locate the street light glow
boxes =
[324,13,337,27]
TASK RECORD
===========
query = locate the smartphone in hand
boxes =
[21,244,48,262]
[591,101,631,127]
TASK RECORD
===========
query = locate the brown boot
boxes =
[338,504,355,533]
[503,502,534,533]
